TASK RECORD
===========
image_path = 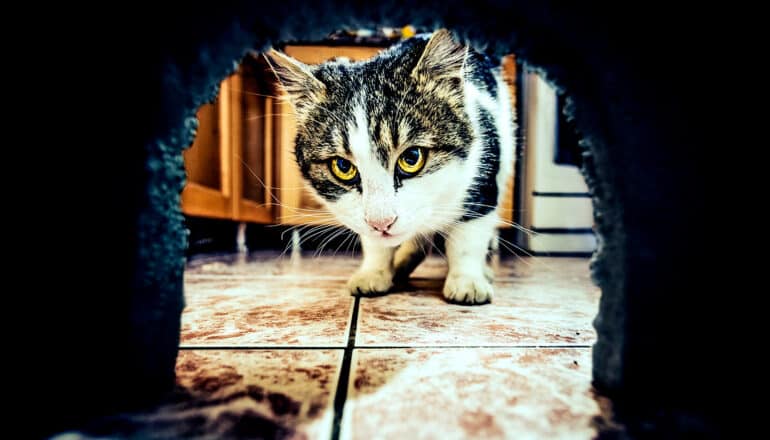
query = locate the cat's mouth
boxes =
[375,231,400,241]
[370,230,407,245]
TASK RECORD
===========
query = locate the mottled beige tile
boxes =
[181,277,353,347]
[412,256,594,283]
[357,257,598,346]
[185,253,590,284]
[186,251,358,279]
[55,350,342,440]
[185,252,591,285]
[495,256,596,285]
[182,253,597,347]
[342,348,599,440]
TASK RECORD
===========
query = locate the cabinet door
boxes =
[181,85,232,219]
[232,59,274,223]
[182,65,274,224]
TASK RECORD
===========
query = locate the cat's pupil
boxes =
[403,148,420,166]
[336,158,351,173]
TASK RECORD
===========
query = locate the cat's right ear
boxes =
[264,49,326,110]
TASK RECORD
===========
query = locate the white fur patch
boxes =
[348,102,371,163]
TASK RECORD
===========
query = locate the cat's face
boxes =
[269,30,475,247]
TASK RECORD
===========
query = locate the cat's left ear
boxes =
[411,29,467,82]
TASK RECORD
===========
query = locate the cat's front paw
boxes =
[348,269,394,296]
[443,273,493,305]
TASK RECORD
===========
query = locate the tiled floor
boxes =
[55,251,605,439]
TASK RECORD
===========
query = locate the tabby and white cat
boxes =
[268,29,514,304]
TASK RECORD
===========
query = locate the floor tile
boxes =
[186,251,359,279]
[55,350,343,440]
[411,255,594,283]
[186,251,592,284]
[356,258,599,347]
[342,348,599,440]
[181,277,354,347]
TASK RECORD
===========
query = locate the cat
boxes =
[267,29,514,304]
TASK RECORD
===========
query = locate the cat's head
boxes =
[268,30,476,247]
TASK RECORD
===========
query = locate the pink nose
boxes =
[366,216,397,232]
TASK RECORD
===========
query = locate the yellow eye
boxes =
[397,147,426,175]
[330,157,358,182]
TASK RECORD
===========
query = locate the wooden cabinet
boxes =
[182,45,517,228]
[182,99,230,219]
[182,58,273,223]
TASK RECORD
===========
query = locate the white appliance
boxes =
[515,72,596,254]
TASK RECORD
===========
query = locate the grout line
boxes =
[177,344,594,350]
[352,344,594,349]
[184,274,349,281]
[331,295,360,440]
[178,345,347,350]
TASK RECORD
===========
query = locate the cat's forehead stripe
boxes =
[372,119,393,168]
[348,102,371,162]
[377,120,392,147]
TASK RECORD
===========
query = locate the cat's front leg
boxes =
[348,236,396,296]
[443,215,497,305]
